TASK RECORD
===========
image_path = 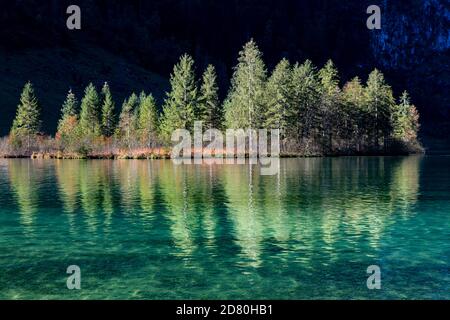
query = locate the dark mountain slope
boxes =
[0,45,168,135]
[0,0,448,140]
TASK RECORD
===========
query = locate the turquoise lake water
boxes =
[0,157,448,299]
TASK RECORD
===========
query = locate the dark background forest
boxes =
[0,0,448,150]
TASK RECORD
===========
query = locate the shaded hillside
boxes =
[370,0,450,136]
[0,46,168,135]
[0,0,448,139]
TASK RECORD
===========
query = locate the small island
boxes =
[0,40,422,160]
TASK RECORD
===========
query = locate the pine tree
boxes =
[79,83,101,137]
[318,60,341,153]
[10,82,42,150]
[100,82,116,137]
[57,89,79,149]
[264,58,293,138]
[198,65,221,130]
[137,92,159,147]
[224,39,267,129]
[365,69,396,150]
[160,54,198,140]
[342,77,367,150]
[291,60,321,141]
[393,91,420,142]
[118,93,139,148]
[407,104,420,143]
[60,89,78,121]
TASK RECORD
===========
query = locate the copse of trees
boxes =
[1,40,422,158]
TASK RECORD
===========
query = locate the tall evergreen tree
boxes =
[318,60,341,152]
[57,89,79,148]
[160,54,198,140]
[59,89,78,121]
[393,91,420,142]
[198,65,221,130]
[224,39,267,129]
[342,77,367,150]
[365,69,396,149]
[118,93,139,148]
[291,60,321,141]
[137,92,159,147]
[100,82,116,137]
[79,83,101,137]
[10,82,42,149]
[264,58,293,138]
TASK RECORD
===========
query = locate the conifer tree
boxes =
[57,89,79,148]
[318,60,341,152]
[100,82,116,137]
[10,82,42,150]
[393,91,420,142]
[291,60,321,141]
[365,69,396,149]
[224,40,267,129]
[60,89,78,120]
[160,54,198,140]
[264,58,293,138]
[79,83,101,137]
[407,104,420,143]
[198,65,221,130]
[118,93,139,148]
[137,92,159,147]
[342,77,367,149]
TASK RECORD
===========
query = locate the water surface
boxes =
[0,157,448,299]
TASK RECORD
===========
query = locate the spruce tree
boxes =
[160,54,198,140]
[406,104,420,143]
[264,58,293,138]
[118,93,139,148]
[60,89,77,119]
[393,91,420,142]
[342,77,367,149]
[137,92,159,147]
[318,60,341,152]
[57,89,79,148]
[79,83,101,137]
[10,82,42,150]
[198,65,221,130]
[291,60,321,141]
[100,82,116,137]
[224,40,267,129]
[365,69,396,149]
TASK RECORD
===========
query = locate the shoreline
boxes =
[0,150,425,160]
